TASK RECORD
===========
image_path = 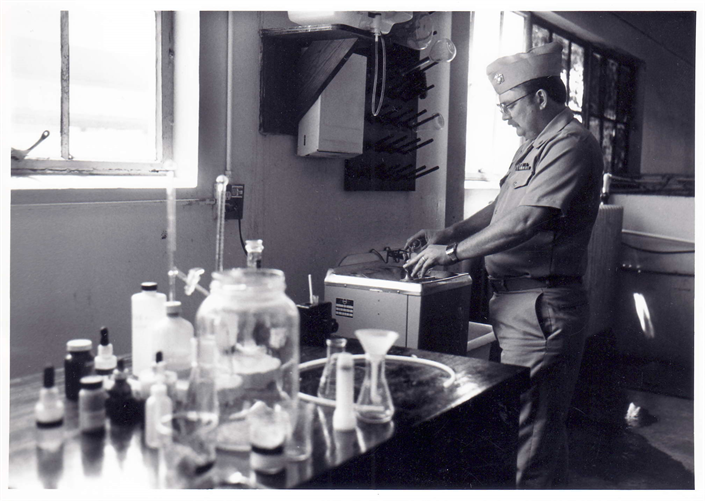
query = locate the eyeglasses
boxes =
[497,92,532,115]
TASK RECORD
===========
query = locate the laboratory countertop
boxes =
[7,342,529,490]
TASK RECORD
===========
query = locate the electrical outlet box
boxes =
[225,184,244,220]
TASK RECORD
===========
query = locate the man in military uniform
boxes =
[404,42,603,488]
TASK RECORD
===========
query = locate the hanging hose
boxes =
[371,34,387,117]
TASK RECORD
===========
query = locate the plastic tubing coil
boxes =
[298,354,457,409]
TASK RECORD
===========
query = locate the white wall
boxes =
[8,12,453,378]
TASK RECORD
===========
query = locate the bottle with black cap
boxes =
[106,357,140,426]
[95,326,118,379]
[35,365,65,450]
[64,339,95,401]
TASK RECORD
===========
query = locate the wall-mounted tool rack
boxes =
[260,24,439,192]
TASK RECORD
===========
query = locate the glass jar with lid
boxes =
[195,267,299,452]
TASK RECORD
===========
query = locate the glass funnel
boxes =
[354,329,399,424]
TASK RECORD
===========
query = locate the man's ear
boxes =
[536,89,549,110]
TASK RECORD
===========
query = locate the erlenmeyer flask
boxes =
[354,329,398,424]
[317,337,348,401]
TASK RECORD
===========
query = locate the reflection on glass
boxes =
[604,59,619,120]
[617,65,634,122]
[36,443,64,489]
[80,431,106,477]
[589,53,603,116]
[554,34,570,92]
[614,123,628,173]
[531,24,550,47]
[569,43,585,112]
[602,120,615,170]
[589,117,601,143]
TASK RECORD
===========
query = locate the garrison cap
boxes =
[486,42,564,95]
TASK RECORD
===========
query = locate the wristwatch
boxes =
[445,242,459,264]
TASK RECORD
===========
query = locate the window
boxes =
[8,7,194,184]
[465,11,526,186]
[529,17,638,176]
[465,12,640,186]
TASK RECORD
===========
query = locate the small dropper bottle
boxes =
[106,358,139,425]
[145,377,172,449]
[139,351,164,400]
[35,365,65,450]
[95,327,118,378]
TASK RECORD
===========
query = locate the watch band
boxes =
[445,242,459,264]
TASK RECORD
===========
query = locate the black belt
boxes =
[489,276,582,293]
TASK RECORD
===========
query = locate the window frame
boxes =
[10,10,175,177]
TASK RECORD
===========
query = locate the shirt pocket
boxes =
[509,164,534,189]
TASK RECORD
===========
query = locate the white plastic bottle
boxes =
[131,282,167,376]
[145,380,172,449]
[152,301,194,383]
[35,365,65,451]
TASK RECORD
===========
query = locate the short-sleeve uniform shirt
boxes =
[484,108,604,279]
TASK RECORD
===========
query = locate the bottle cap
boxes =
[80,375,104,390]
[165,301,181,316]
[156,351,163,364]
[245,239,264,252]
[141,282,158,291]
[67,339,93,352]
[43,365,55,388]
[117,358,126,372]
[100,327,110,346]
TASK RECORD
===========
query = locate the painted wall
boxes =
[9,12,453,378]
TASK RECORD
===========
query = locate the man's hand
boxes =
[404,229,448,251]
[402,244,451,278]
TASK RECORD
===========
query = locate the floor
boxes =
[561,334,696,490]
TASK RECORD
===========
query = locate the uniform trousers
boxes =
[489,283,589,489]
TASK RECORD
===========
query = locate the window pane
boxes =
[568,43,584,112]
[531,24,551,47]
[604,59,619,121]
[69,10,157,162]
[553,35,570,93]
[602,120,615,171]
[466,11,523,181]
[589,117,601,143]
[613,123,629,174]
[617,64,635,123]
[589,52,602,116]
[10,6,62,160]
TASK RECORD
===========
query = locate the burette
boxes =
[164,12,234,300]
[164,162,210,299]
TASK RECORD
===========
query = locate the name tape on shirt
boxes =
[516,162,532,171]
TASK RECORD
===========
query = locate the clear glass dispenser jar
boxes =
[195,268,299,451]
